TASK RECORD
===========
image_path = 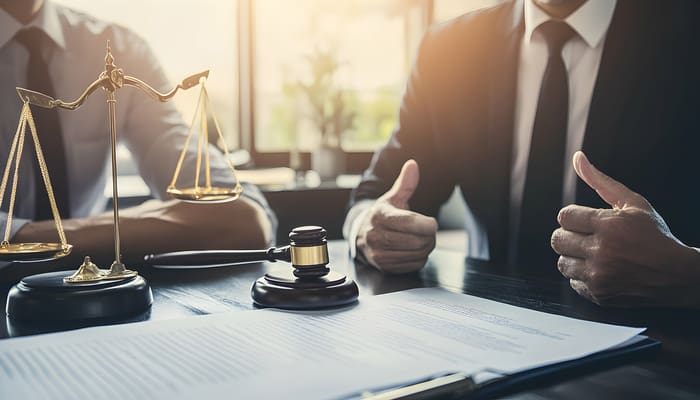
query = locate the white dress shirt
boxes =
[502,0,617,260]
[345,0,617,260]
[0,1,274,242]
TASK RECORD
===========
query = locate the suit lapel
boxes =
[578,0,651,206]
[484,0,524,262]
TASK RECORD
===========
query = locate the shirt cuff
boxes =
[343,200,374,260]
[239,182,278,247]
[0,215,32,241]
[0,216,31,271]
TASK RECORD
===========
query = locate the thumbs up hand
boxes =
[356,160,438,273]
[551,151,700,307]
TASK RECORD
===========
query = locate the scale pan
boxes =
[0,243,73,262]
[166,186,242,203]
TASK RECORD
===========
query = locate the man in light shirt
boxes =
[344,0,700,307]
[0,0,276,281]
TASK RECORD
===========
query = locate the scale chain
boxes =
[205,85,242,192]
[168,83,204,190]
[1,103,69,247]
[202,84,211,188]
[2,107,27,244]
[0,105,24,213]
[25,104,69,247]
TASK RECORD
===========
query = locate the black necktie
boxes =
[15,28,70,220]
[516,21,576,268]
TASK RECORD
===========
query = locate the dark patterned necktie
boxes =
[516,21,576,268]
[14,28,70,220]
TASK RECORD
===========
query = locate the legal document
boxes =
[0,288,644,399]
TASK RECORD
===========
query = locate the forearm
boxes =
[343,200,374,261]
[12,197,272,268]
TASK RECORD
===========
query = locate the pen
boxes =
[360,372,477,400]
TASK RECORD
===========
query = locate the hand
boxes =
[551,151,700,307]
[356,160,438,273]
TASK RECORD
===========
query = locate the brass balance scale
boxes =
[2,44,358,323]
[1,43,243,321]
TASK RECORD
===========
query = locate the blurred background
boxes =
[55,0,503,170]
[54,0,504,241]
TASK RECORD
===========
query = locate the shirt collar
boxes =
[524,0,617,48]
[0,7,22,49]
[0,1,66,50]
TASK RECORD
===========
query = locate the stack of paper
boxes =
[0,288,645,399]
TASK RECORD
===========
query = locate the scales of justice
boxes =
[2,43,358,323]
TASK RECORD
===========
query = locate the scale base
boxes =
[251,269,359,310]
[6,270,152,321]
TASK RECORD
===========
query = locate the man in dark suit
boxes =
[344,0,700,307]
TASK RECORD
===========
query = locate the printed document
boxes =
[0,288,644,399]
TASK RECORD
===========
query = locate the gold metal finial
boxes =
[102,41,124,91]
[105,40,115,70]
[102,258,137,280]
[62,255,137,283]
[64,256,105,283]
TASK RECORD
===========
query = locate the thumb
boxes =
[573,151,650,210]
[384,159,420,209]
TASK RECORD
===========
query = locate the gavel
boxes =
[145,226,359,309]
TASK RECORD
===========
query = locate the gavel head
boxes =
[288,226,330,278]
[252,225,359,309]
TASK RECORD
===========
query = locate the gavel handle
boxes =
[144,246,291,268]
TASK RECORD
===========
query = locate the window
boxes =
[252,0,424,153]
[53,0,239,149]
[245,0,428,171]
[51,0,507,178]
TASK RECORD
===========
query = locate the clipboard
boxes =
[358,336,660,399]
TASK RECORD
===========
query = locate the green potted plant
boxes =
[296,48,355,180]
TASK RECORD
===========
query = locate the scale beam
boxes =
[123,70,209,102]
[16,77,110,110]
[16,70,208,110]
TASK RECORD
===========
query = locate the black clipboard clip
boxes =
[351,336,660,400]
[358,372,479,399]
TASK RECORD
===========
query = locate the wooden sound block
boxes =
[251,269,359,310]
[6,271,153,321]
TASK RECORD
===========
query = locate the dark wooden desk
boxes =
[1,241,699,399]
[262,183,352,244]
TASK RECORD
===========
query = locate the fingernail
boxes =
[573,151,584,175]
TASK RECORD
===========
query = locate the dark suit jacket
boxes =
[349,0,700,263]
